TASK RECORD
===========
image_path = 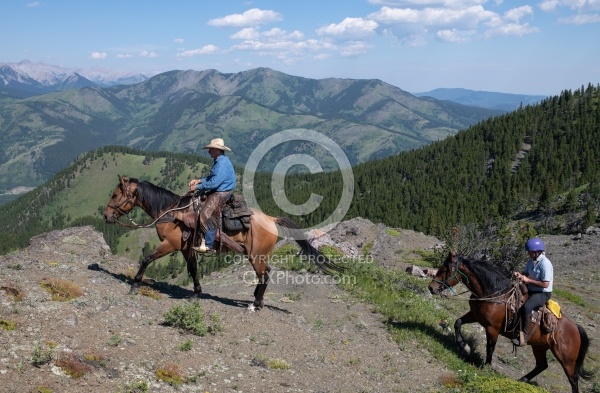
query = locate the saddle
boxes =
[177,193,253,253]
[511,284,561,335]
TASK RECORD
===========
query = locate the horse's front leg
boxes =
[483,326,500,365]
[454,311,477,356]
[130,243,172,294]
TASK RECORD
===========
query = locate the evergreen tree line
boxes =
[252,83,600,237]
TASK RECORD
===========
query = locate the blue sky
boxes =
[3,0,599,95]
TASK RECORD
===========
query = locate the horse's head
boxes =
[428,250,461,295]
[103,175,139,223]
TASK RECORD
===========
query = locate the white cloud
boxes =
[208,8,283,27]
[558,13,600,23]
[369,5,496,28]
[174,38,184,43]
[484,22,539,38]
[26,2,40,8]
[503,5,533,22]
[231,27,260,40]
[116,54,133,59]
[177,45,220,57]
[539,0,560,12]
[89,52,107,59]
[316,17,379,39]
[436,28,476,42]
[339,41,374,57]
[139,50,157,58]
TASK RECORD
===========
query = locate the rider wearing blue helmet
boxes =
[512,237,553,346]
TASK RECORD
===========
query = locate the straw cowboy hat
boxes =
[203,138,231,152]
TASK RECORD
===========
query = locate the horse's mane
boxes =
[459,257,512,295]
[133,179,182,217]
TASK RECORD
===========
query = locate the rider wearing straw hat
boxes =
[188,138,236,254]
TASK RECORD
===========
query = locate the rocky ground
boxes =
[0,220,598,393]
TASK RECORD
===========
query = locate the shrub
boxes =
[163,302,208,336]
[40,278,83,301]
[155,363,184,387]
[31,343,53,366]
[55,354,93,379]
[1,283,25,301]
[178,340,193,351]
[119,381,148,393]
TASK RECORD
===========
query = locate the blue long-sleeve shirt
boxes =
[196,155,236,193]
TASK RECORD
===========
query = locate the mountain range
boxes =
[0,65,505,196]
[0,60,148,98]
[413,88,547,111]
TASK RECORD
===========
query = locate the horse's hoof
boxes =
[187,292,205,301]
[129,287,139,295]
[462,344,471,355]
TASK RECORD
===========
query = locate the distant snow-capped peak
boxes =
[0,60,148,87]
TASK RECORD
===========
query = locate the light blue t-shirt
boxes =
[524,253,553,292]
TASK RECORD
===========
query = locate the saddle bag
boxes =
[222,194,253,231]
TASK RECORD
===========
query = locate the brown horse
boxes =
[428,251,592,393]
[103,175,342,309]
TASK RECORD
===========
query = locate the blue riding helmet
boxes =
[525,237,544,251]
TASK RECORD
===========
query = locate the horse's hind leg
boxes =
[519,345,549,385]
[251,264,271,310]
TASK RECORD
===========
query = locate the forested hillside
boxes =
[1,84,598,256]
[254,83,600,236]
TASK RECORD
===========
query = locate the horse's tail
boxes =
[576,324,594,380]
[275,217,345,274]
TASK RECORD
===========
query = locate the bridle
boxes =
[106,180,137,218]
[431,258,471,295]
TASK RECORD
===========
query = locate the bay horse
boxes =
[428,251,592,393]
[103,175,343,309]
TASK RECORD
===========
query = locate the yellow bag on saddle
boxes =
[546,299,561,318]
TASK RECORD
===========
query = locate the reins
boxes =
[108,182,196,228]
[433,259,521,333]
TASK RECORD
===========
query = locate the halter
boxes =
[431,257,470,295]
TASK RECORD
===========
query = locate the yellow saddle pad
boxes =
[546,299,561,318]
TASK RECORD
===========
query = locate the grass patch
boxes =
[178,340,193,351]
[108,334,122,347]
[137,286,161,300]
[155,363,184,388]
[251,354,291,370]
[163,301,208,336]
[1,283,25,301]
[386,228,401,236]
[0,318,17,331]
[553,288,587,308]
[40,278,83,301]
